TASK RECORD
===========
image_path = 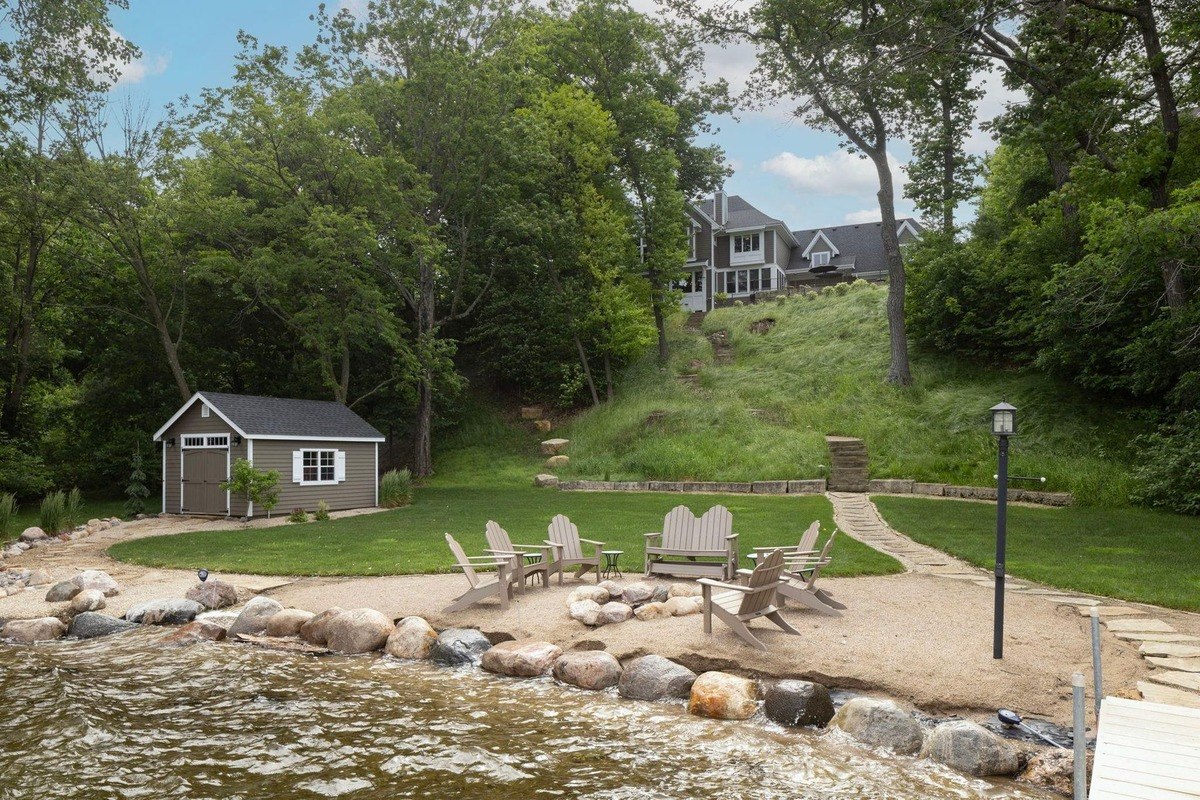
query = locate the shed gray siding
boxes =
[252,439,377,513]
[161,401,248,516]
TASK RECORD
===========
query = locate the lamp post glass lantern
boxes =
[990,401,1016,659]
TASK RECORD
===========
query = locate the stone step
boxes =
[1138,681,1200,709]
[1074,605,1147,618]
[1103,618,1175,633]
[1146,656,1200,673]
[1148,670,1200,692]
[1140,642,1200,658]
[1113,631,1200,643]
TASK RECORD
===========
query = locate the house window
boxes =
[811,251,831,267]
[733,234,760,254]
[302,450,336,484]
[761,268,773,290]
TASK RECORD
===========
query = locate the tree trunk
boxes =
[939,84,956,235]
[412,256,437,478]
[573,334,601,407]
[652,301,668,363]
[603,353,615,402]
[871,149,913,386]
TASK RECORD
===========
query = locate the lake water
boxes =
[0,628,1053,799]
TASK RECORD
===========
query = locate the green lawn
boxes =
[109,487,903,578]
[873,495,1200,611]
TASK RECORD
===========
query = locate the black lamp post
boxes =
[990,401,1016,659]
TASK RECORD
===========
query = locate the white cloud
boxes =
[760,150,906,197]
[114,53,169,87]
[844,208,882,224]
[965,68,1026,156]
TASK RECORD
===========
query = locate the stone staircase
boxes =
[826,436,869,492]
[684,311,706,330]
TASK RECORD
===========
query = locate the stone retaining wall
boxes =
[868,479,1073,507]
[558,479,828,495]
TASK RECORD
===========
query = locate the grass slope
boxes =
[109,487,902,578]
[874,495,1200,611]
[560,284,1143,506]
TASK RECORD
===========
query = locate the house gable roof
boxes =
[154,392,385,442]
[787,218,924,275]
[695,194,799,246]
[801,230,840,258]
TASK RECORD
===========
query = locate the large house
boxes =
[677,190,923,312]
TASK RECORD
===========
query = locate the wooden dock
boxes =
[1090,696,1200,799]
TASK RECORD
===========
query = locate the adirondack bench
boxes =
[742,529,845,616]
[544,515,604,584]
[484,520,553,592]
[443,533,512,613]
[699,548,799,651]
[1090,696,1200,799]
[644,505,739,580]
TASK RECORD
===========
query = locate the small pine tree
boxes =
[125,446,151,517]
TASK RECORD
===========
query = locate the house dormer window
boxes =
[811,251,831,267]
[733,234,760,254]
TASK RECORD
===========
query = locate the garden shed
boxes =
[153,392,385,517]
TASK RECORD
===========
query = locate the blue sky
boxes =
[108,1,1009,229]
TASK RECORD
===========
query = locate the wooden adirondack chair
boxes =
[443,533,512,613]
[699,549,799,651]
[644,505,739,580]
[743,530,845,616]
[544,515,604,584]
[484,520,553,592]
[748,520,821,566]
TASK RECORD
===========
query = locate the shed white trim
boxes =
[246,438,254,518]
[802,230,839,258]
[154,392,248,441]
[243,434,385,443]
[373,442,379,507]
[161,441,167,514]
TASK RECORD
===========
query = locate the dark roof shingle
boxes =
[200,392,384,440]
[787,219,923,275]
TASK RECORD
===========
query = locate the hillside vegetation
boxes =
[557,283,1144,506]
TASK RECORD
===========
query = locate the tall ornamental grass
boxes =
[0,493,16,537]
[39,490,67,534]
[379,469,414,508]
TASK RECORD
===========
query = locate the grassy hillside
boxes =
[557,283,1144,506]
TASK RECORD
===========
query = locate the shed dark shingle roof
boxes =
[200,392,384,440]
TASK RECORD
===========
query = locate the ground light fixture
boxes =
[197,569,209,583]
[990,401,1016,659]
[997,709,1067,749]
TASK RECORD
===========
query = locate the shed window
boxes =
[201,405,210,418]
[293,449,346,485]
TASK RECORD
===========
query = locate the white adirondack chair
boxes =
[443,533,512,613]
[544,515,604,584]
[699,548,800,651]
[644,505,739,580]
[484,520,553,592]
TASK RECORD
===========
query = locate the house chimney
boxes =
[714,189,727,225]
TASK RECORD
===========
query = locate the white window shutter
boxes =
[292,451,303,483]
[334,450,346,482]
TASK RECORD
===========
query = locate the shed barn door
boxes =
[182,450,228,515]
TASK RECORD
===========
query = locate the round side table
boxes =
[601,550,623,580]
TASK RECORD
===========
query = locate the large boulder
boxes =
[165,620,228,646]
[430,628,492,665]
[763,680,835,728]
[569,600,603,627]
[68,612,136,639]
[71,570,120,597]
[540,438,569,455]
[567,586,610,605]
[598,580,624,597]
[19,526,48,543]
[620,583,655,606]
[324,608,393,654]
[533,474,560,488]
[665,596,702,616]
[69,589,107,613]
[634,602,670,621]
[125,598,203,625]
[553,651,622,690]
[926,720,1020,777]
[688,671,759,720]
[264,609,315,638]
[227,597,284,637]
[299,606,344,646]
[597,601,634,625]
[2,617,66,642]
[45,581,80,602]
[384,617,438,660]
[830,698,925,755]
[481,640,563,678]
[618,655,697,701]
[26,569,51,586]
[185,580,238,610]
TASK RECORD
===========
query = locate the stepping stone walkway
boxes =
[827,491,1200,709]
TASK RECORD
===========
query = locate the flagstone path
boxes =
[828,491,1200,709]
